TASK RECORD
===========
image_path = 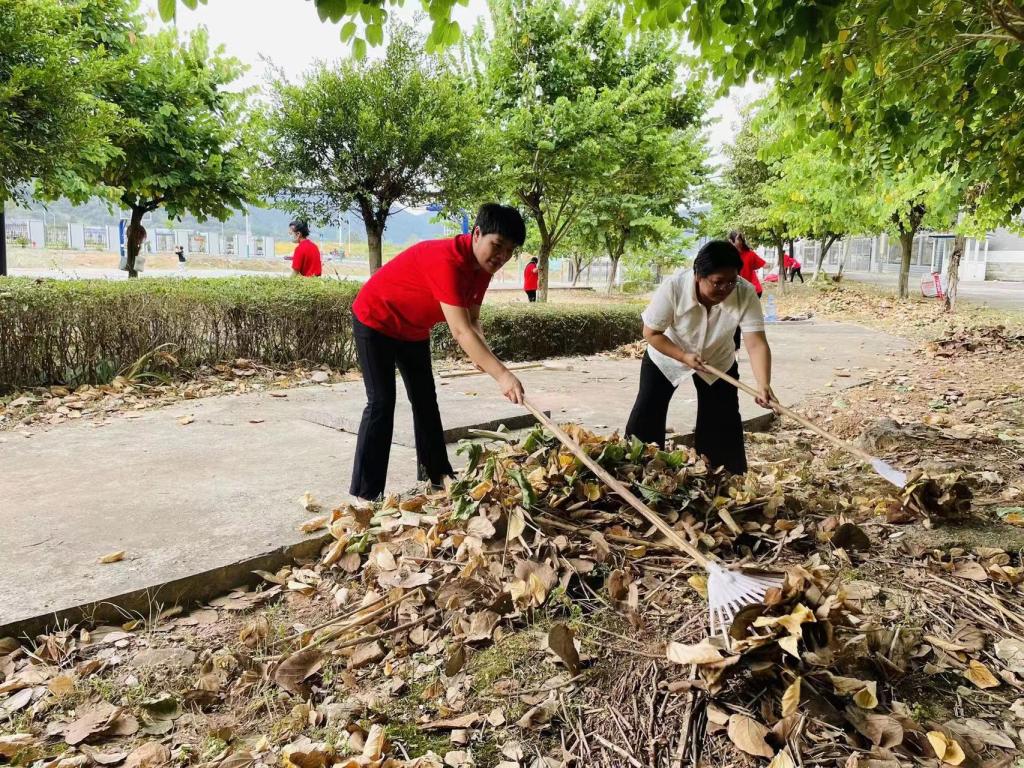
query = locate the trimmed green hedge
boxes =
[0,277,643,390]
[0,277,361,389]
[431,302,643,361]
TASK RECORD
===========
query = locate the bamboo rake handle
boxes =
[699,363,879,465]
[523,398,711,568]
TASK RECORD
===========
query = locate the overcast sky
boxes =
[140,0,764,162]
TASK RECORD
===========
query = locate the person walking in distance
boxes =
[289,220,322,277]
[523,256,539,302]
[349,203,528,501]
[784,252,804,283]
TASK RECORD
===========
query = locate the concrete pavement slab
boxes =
[0,319,909,636]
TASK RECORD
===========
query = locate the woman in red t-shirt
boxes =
[289,220,322,277]
[728,231,765,350]
[523,257,539,301]
[728,231,765,297]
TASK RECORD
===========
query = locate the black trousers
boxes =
[789,267,804,283]
[624,352,747,475]
[349,315,454,500]
[525,290,537,302]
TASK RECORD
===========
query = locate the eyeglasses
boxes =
[705,279,738,292]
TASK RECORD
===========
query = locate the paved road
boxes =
[0,320,909,633]
[840,272,1023,309]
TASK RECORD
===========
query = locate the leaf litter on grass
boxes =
[5,318,1024,767]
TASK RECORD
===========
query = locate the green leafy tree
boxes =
[763,129,876,280]
[672,0,1024,232]
[710,108,793,292]
[266,24,480,273]
[91,28,256,277]
[0,0,132,274]
[477,0,704,300]
[575,43,708,293]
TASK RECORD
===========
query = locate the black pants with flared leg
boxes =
[624,351,747,475]
[349,314,454,500]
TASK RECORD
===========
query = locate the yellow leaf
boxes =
[687,574,708,599]
[778,634,801,659]
[469,480,493,501]
[838,28,850,44]
[98,551,125,564]
[666,640,724,665]
[583,481,602,501]
[781,678,800,717]
[754,603,815,636]
[964,659,999,689]
[727,714,773,758]
[954,118,965,132]
[844,56,855,73]
[927,731,966,766]
[623,544,646,558]
[299,516,328,533]
[853,681,878,709]
[768,748,797,768]
[874,58,886,76]
[48,674,76,699]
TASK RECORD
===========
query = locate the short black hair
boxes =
[529,256,538,264]
[693,240,743,277]
[289,219,310,238]
[474,203,526,246]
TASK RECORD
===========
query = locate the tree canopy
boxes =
[265,24,480,273]
[0,0,129,204]
[95,28,258,276]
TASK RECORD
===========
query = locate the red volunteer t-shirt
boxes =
[784,255,800,269]
[739,249,766,293]
[292,239,322,276]
[352,234,491,342]
[523,262,538,291]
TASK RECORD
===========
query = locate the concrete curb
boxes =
[1,534,334,641]
[0,412,775,641]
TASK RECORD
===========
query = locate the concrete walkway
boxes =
[0,320,909,634]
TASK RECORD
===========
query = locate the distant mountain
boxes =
[4,198,448,246]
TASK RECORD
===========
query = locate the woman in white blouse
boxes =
[624,240,776,475]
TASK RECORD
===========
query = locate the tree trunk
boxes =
[365,223,384,273]
[537,237,552,302]
[570,256,582,287]
[943,233,966,313]
[125,207,146,279]
[775,238,786,296]
[836,236,852,279]
[897,231,914,299]
[813,234,840,282]
[606,255,619,293]
[0,202,7,277]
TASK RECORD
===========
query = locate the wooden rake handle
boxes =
[699,363,879,466]
[523,398,711,568]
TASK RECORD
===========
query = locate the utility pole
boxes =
[244,211,251,258]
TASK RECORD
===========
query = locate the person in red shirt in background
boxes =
[523,256,539,301]
[289,220,322,277]
[784,253,804,283]
[349,203,527,501]
[728,231,766,349]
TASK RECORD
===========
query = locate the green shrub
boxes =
[0,277,360,390]
[0,278,644,390]
[432,302,643,361]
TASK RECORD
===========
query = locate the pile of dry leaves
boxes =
[0,359,354,435]
[4,417,1024,768]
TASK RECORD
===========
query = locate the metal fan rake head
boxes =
[707,562,784,638]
